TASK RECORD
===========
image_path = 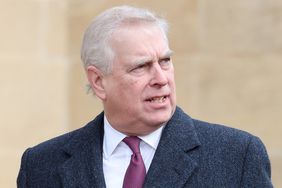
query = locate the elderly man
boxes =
[17,5,273,188]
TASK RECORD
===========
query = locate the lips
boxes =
[145,95,169,103]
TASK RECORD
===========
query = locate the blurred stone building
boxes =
[0,0,281,187]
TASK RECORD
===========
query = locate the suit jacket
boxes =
[17,107,273,187]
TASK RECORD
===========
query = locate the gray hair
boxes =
[81,5,169,74]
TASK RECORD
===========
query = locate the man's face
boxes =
[102,24,176,135]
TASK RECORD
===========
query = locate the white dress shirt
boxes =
[103,116,164,188]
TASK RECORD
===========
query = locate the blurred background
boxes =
[1,0,281,187]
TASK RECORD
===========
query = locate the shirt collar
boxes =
[103,115,126,159]
[103,115,165,159]
[139,123,164,150]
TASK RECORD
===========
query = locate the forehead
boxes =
[112,22,167,41]
[110,23,169,60]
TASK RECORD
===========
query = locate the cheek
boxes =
[118,77,145,97]
[126,74,147,87]
[110,73,151,101]
[128,79,146,95]
[168,71,176,86]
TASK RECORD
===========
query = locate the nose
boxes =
[149,63,168,87]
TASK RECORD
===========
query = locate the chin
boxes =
[149,110,173,125]
[141,104,175,123]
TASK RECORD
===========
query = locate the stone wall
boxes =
[0,0,281,187]
[0,0,69,187]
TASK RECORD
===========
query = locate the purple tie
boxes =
[123,136,146,188]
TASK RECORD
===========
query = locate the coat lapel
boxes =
[57,108,200,187]
[58,113,106,188]
[144,107,201,188]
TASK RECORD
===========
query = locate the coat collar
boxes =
[58,112,106,188]
[143,107,201,187]
[57,107,200,187]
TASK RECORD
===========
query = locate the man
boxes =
[17,5,273,188]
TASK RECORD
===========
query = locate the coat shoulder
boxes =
[19,112,104,174]
[17,113,104,187]
[190,119,272,187]
[27,123,87,156]
[27,112,104,156]
[193,119,254,144]
[174,107,257,147]
[190,118,269,164]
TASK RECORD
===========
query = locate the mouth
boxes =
[145,95,169,103]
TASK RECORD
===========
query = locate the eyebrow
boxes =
[133,49,174,66]
[160,50,174,59]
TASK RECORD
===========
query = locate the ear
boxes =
[86,65,106,100]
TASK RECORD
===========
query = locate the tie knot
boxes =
[123,136,141,154]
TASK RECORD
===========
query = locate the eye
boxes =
[159,57,171,68]
[131,64,147,73]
